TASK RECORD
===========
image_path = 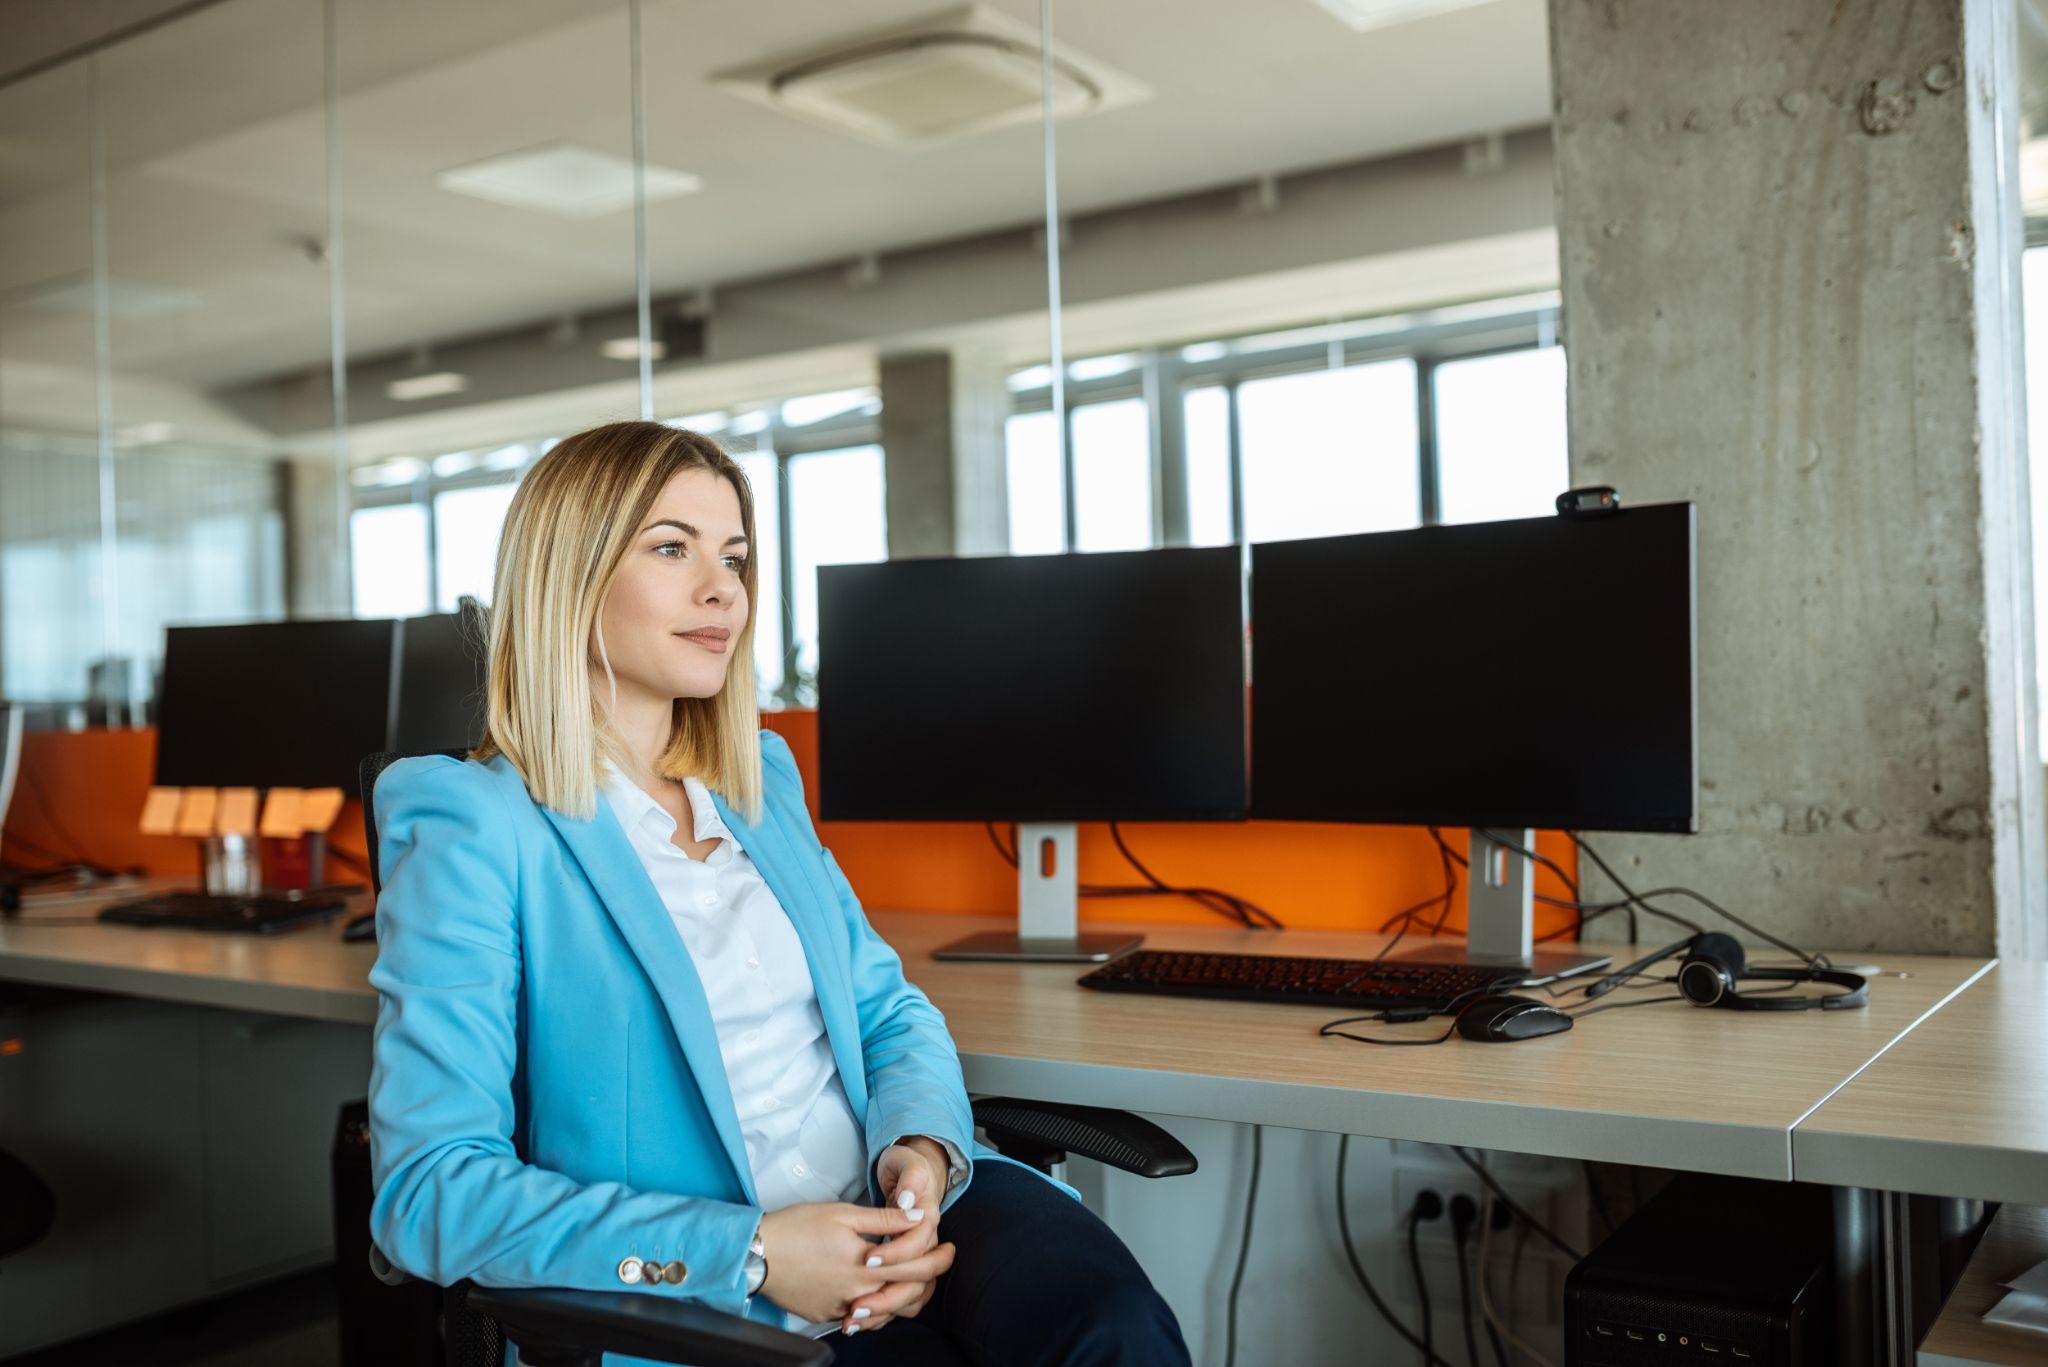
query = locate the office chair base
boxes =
[932,930,1142,963]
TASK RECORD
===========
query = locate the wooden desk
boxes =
[876,912,1992,1182]
[1794,961,2048,1205]
[0,895,1998,1182]
[0,877,378,1025]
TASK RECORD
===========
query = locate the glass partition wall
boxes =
[1,0,1583,723]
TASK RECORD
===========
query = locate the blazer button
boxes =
[617,1256,644,1285]
[662,1259,689,1284]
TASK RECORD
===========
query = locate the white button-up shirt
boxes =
[597,762,962,1337]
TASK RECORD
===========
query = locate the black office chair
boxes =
[355,749,1196,1367]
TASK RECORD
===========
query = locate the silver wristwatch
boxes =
[743,1226,769,1295]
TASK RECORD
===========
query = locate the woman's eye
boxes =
[723,555,749,574]
[655,541,684,558]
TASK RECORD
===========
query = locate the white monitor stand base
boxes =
[930,821,1143,963]
[1389,828,1611,986]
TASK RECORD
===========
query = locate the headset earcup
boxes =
[1677,933,1746,1006]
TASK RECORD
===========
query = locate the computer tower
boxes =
[332,1098,445,1367]
[1564,1172,1833,1365]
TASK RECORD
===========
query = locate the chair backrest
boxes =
[359,748,471,896]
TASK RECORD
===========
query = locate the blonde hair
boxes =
[472,420,764,825]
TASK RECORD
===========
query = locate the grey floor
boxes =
[0,1266,340,1367]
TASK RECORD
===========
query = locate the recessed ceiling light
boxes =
[19,275,201,318]
[437,142,702,218]
[1310,0,1492,32]
[601,336,667,361]
[386,372,469,402]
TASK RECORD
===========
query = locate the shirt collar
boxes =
[598,760,732,849]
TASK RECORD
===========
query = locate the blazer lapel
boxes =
[709,788,870,1120]
[535,797,757,1201]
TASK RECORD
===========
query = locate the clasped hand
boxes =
[755,1137,955,1335]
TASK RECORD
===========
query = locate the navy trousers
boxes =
[824,1160,1191,1366]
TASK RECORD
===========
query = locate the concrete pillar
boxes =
[284,455,351,618]
[878,348,1011,560]
[1548,0,2043,955]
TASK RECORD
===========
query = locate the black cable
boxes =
[1449,1196,1483,1367]
[1406,1201,1437,1367]
[1318,986,1505,1046]
[1336,1135,1459,1367]
[1224,1124,1262,1367]
[1567,994,1685,1019]
[1108,822,1284,929]
[982,820,1276,930]
[1452,1149,1582,1262]
[1563,833,1831,970]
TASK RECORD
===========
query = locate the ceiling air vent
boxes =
[711,4,1148,148]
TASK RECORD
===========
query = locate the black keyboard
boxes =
[1077,948,1526,1013]
[98,891,344,935]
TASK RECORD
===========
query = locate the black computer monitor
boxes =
[1250,501,1697,974]
[153,620,398,797]
[817,546,1248,960]
[392,611,489,756]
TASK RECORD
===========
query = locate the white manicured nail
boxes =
[866,1255,883,1268]
[896,1189,915,1210]
[906,1207,925,1222]
[853,1307,872,1319]
[845,1324,860,1335]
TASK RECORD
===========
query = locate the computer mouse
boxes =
[1455,994,1574,1042]
[341,913,378,943]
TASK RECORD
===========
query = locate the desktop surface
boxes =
[0,891,2003,1186]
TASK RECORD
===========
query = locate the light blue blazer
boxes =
[365,726,1077,1354]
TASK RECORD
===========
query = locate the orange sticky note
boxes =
[260,788,305,838]
[298,787,345,834]
[139,787,182,836]
[174,788,219,837]
[216,787,259,836]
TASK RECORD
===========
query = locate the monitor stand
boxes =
[1390,828,1612,986]
[930,822,1144,963]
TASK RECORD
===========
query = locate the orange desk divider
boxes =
[298,788,345,834]
[173,788,218,838]
[260,788,305,838]
[138,787,181,836]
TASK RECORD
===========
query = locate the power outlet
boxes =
[1389,1156,1581,1327]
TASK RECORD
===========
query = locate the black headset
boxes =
[1584,932,1868,1012]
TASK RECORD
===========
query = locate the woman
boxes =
[366,420,1191,1366]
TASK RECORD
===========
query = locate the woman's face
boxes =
[594,466,751,707]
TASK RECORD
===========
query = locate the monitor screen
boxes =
[817,547,1248,822]
[1250,502,1697,832]
[392,611,488,756]
[154,620,398,795]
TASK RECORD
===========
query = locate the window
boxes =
[1071,399,1152,552]
[1183,386,1233,547]
[1434,346,1569,525]
[2025,247,2048,762]
[735,451,783,700]
[350,503,430,619]
[1005,410,1065,555]
[787,444,887,696]
[1011,302,1557,557]
[1237,360,1420,542]
[432,482,518,611]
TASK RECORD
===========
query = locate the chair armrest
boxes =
[369,1245,831,1367]
[464,1284,834,1367]
[971,1097,1197,1178]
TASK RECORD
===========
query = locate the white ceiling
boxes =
[0,0,1553,396]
